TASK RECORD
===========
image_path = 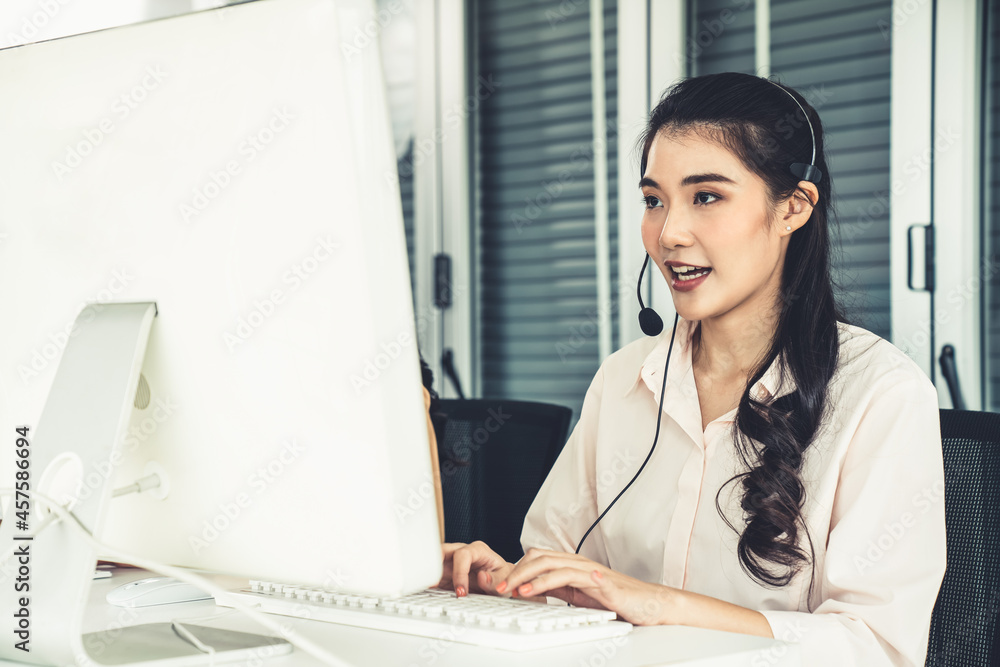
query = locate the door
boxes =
[893,0,989,410]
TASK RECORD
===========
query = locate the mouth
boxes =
[667,264,712,282]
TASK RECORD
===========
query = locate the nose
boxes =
[657,211,694,249]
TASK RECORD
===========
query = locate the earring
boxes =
[785,226,792,232]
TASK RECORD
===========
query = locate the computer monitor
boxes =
[0,0,441,661]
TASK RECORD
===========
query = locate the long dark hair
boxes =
[638,73,843,598]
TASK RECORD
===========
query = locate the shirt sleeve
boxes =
[759,369,947,666]
[519,363,610,565]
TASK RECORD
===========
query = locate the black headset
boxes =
[573,79,822,556]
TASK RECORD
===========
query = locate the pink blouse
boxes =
[521,317,947,666]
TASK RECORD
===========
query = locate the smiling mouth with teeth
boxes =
[670,265,712,281]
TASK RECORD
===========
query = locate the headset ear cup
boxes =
[638,308,663,336]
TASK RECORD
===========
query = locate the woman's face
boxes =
[640,128,795,325]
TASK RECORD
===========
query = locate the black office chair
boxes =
[926,409,1000,666]
[435,398,572,564]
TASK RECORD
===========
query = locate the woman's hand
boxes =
[495,547,678,625]
[437,541,516,597]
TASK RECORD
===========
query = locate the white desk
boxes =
[75,569,801,667]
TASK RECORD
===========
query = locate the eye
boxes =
[642,194,662,209]
[694,191,721,206]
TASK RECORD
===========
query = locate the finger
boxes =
[476,561,517,596]
[449,541,506,597]
[540,583,609,610]
[477,569,496,594]
[514,567,598,599]
[442,542,468,557]
[498,555,589,595]
[450,546,474,597]
[517,547,568,564]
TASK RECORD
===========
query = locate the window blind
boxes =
[475,0,618,418]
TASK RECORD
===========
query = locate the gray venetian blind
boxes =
[475,0,618,418]
[398,141,416,299]
[986,0,1000,411]
[693,0,892,339]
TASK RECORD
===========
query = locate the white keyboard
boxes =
[215,580,632,651]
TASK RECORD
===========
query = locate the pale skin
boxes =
[437,126,819,636]
[423,385,445,542]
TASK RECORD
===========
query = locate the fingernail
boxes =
[485,573,493,585]
[511,589,519,598]
[495,581,507,593]
[518,583,532,595]
[456,586,466,597]
[591,570,603,582]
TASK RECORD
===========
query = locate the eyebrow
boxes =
[639,173,738,189]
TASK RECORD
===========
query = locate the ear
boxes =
[780,181,819,236]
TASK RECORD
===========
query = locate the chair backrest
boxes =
[435,398,573,563]
[926,409,1000,666]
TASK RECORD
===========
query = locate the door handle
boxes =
[907,224,935,292]
[938,344,966,410]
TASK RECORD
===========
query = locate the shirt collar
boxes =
[624,318,797,404]
[624,317,696,399]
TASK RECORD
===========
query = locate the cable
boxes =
[0,508,62,569]
[172,621,216,665]
[111,473,162,498]
[0,487,354,667]
[575,312,680,554]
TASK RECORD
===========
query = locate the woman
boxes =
[439,72,946,666]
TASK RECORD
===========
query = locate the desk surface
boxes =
[75,569,801,667]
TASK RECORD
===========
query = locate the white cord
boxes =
[0,488,354,667]
[172,621,216,666]
[111,473,162,498]
[0,509,62,569]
